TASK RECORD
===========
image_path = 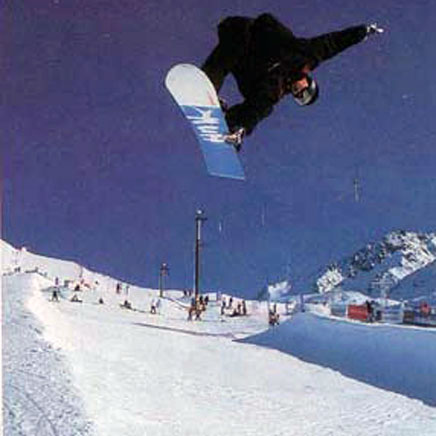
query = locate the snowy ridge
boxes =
[270,230,436,300]
[378,231,436,283]
[317,230,436,295]
[1,239,132,295]
[315,265,344,294]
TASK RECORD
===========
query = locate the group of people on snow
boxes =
[48,274,275,326]
[116,282,130,295]
[187,295,210,321]
[48,275,286,329]
[220,296,248,317]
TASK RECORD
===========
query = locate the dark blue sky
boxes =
[3,0,436,296]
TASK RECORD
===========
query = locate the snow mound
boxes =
[241,313,436,406]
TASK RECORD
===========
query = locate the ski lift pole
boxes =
[194,209,207,300]
[159,262,169,298]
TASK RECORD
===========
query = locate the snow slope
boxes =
[3,241,436,435]
[242,313,436,406]
[1,239,127,293]
[2,273,94,435]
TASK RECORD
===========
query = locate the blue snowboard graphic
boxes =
[165,64,245,180]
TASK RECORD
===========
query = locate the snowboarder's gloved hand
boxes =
[366,23,384,35]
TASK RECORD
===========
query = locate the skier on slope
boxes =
[202,13,384,150]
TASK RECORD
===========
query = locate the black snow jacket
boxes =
[202,13,368,133]
[204,13,367,96]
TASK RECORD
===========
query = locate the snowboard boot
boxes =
[224,127,245,152]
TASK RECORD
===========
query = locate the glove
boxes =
[366,23,385,35]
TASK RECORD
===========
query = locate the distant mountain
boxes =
[271,231,436,301]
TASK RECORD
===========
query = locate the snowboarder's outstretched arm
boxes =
[303,24,381,68]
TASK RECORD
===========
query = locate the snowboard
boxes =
[165,64,245,180]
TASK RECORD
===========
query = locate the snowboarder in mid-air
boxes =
[202,13,384,150]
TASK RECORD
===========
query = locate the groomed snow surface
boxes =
[3,273,93,436]
[2,266,436,436]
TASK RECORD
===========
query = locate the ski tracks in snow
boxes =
[2,274,94,436]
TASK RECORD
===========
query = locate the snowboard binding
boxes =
[224,127,245,152]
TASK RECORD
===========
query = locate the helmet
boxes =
[292,75,319,106]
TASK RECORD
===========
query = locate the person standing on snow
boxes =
[202,13,384,150]
[242,300,247,316]
[150,299,157,314]
[220,299,226,315]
